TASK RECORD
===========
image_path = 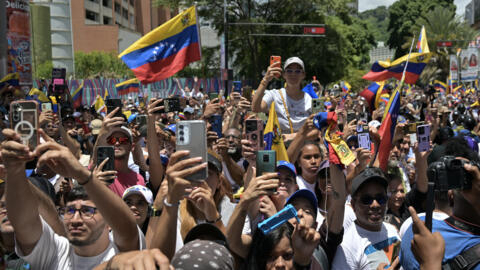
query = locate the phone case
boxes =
[176,121,208,181]
[357,132,371,150]
[246,119,264,151]
[209,115,223,138]
[233,81,242,92]
[256,150,276,176]
[97,146,115,171]
[165,98,181,112]
[270,56,281,78]
[311,98,324,114]
[41,103,52,112]
[10,101,39,150]
[136,115,147,127]
[106,99,123,117]
[417,124,430,152]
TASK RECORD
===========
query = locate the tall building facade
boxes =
[30,0,174,75]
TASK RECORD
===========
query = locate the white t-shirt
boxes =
[296,175,315,193]
[16,217,146,270]
[332,222,400,270]
[315,202,357,231]
[398,211,449,238]
[263,88,312,133]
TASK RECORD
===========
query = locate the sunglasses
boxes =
[285,69,303,74]
[107,136,130,145]
[62,205,97,219]
[359,194,387,205]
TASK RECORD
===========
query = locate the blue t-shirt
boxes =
[400,216,480,270]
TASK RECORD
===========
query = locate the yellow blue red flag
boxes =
[433,80,447,92]
[116,78,140,96]
[417,26,430,53]
[119,6,201,83]
[27,88,49,103]
[72,81,84,108]
[378,86,401,171]
[0,73,19,88]
[264,103,289,162]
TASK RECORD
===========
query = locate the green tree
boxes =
[74,51,134,79]
[387,0,455,58]
[359,6,389,42]
[154,0,376,85]
[34,60,53,79]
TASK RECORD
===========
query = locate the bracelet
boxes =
[163,197,180,208]
[206,213,222,223]
[78,171,93,186]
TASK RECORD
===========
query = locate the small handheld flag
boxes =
[264,103,289,162]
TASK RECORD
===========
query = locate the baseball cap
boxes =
[122,185,153,205]
[127,113,138,124]
[284,56,305,71]
[184,223,227,245]
[90,119,103,135]
[316,160,330,178]
[184,106,195,114]
[351,167,388,196]
[171,240,234,270]
[164,124,176,135]
[368,120,381,129]
[285,189,318,214]
[107,126,133,142]
[276,160,297,177]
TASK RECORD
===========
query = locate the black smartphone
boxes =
[346,111,356,123]
[106,99,123,118]
[97,146,115,172]
[165,98,181,112]
[233,81,242,93]
[136,115,147,129]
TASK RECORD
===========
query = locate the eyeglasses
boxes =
[107,136,130,145]
[285,69,303,74]
[359,194,388,205]
[62,205,97,219]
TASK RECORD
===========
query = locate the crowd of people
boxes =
[0,56,479,269]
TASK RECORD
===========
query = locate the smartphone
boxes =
[164,97,181,112]
[311,98,324,114]
[242,86,253,102]
[209,92,218,101]
[346,111,356,123]
[256,150,276,176]
[209,115,223,138]
[96,146,115,172]
[176,121,208,181]
[106,99,123,118]
[10,100,40,150]
[246,119,264,151]
[270,56,281,78]
[41,103,52,112]
[404,122,423,134]
[138,97,145,108]
[417,124,431,152]
[136,114,147,129]
[357,125,371,150]
[233,81,242,93]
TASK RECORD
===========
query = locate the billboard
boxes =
[460,48,478,82]
[6,0,32,88]
[450,55,459,80]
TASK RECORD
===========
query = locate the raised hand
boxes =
[292,209,321,266]
[93,157,117,186]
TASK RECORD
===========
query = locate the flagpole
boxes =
[400,35,416,84]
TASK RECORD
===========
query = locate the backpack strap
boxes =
[443,243,480,270]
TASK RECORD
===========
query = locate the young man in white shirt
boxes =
[252,56,312,134]
[332,167,401,270]
[1,129,144,270]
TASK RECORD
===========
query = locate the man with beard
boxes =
[332,167,401,269]
[0,129,144,269]
[217,128,245,192]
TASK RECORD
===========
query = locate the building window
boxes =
[102,0,111,8]
[130,13,134,25]
[88,0,99,3]
[103,16,112,25]
[85,9,99,22]
[130,0,134,6]
[114,2,121,13]
[122,8,128,19]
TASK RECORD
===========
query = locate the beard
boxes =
[68,225,105,247]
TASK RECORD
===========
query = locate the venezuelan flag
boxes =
[116,78,140,96]
[342,81,351,93]
[27,88,50,103]
[362,52,432,84]
[119,6,201,83]
[0,73,19,89]
[377,87,401,171]
[433,80,447,92]
[72,81,84,108]
[264,103,289,162]
[302,83,318,98]
[417,26,430,53]
[359,81,385,111]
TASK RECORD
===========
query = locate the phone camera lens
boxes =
[251,134,257,140]
[179,131,184,135]
[179,137,184,141]
[179,125,184,129]
[263,155,269,162]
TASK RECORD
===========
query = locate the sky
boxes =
[358,0,471,15]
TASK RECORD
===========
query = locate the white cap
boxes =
[122,185,153,205]
[284,57,305,71]
[368,120,381,129]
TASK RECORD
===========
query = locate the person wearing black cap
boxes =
[332,167,401,269]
